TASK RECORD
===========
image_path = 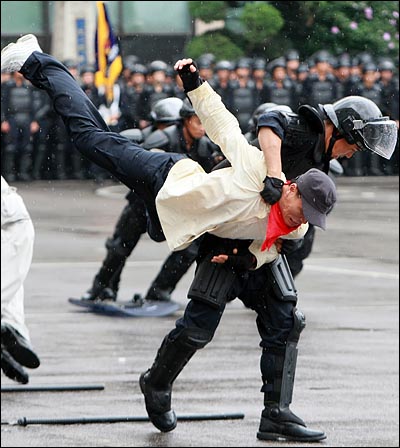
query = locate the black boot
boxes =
[1,348,29,384]
[80,249,127,301]
[257,310,326,442]
[258,401,326,442]
[140,329,210,432]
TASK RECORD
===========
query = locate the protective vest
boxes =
[265,79,294,108]
[256,109,326,179]
[230,79,258,131]
[302,73,337,107]
[5,82,35,125]
[354,83,383,109]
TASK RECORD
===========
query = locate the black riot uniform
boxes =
[2,74,38,181]
[139,60,397,441]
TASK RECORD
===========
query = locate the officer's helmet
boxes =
[150,97,183,123]
[148,60,168,74]
[323,96,397,159]
[378,59,395,72]
[179,98,196,119]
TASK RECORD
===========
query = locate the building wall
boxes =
[1,1,193,66]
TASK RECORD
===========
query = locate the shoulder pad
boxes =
[297,105,325,134]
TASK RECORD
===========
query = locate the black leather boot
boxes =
[1,348,29,384]
[80,243,129,301]
[257,310,326,442]
[140,329,210,432]
[258,404,326,442]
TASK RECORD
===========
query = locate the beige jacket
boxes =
[156,82,308,268]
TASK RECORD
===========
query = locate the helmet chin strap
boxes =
[324,127,344,173]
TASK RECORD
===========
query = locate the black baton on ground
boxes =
[15,413,245,426]
[1,384,105,392]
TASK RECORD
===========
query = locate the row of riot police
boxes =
[1,53,398,182]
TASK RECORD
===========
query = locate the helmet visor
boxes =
[354,118,398,159]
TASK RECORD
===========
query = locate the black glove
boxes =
[224,253,256,271]
[177,61,203,92]
[260,176,284,205]
[280,239,304,256]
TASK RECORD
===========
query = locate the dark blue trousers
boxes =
[21,52,186,240]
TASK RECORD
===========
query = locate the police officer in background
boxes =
[1,71,39,182]
[139,58,398,442]
[138,60,175,129]
[80,97,183,302]
[299,50,338,108]
[229,58,259,132]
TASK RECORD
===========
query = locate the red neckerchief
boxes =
[261,202,300,252]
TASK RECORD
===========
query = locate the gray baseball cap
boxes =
[296,168,337,230]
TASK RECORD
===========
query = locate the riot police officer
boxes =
[139,58,397,442]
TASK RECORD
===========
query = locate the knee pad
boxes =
[287,308,306,344]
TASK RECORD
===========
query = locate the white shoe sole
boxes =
[1,34,42,72]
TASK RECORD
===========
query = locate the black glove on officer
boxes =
[224,253,256,271]
[261,176,284,205]
[176,61,203,93]
[279,239,304,256]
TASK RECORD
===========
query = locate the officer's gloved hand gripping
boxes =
[260,176,284,205]
[174,58,203,93]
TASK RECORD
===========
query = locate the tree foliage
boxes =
[186,1,399,60]
[188,1,227,23]
[272,1,399,59]
[184,31,244,60]
[240,2,284,52]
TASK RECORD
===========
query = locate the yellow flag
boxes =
[94,1,123,104]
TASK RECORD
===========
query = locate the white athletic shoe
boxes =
[1,34,42,73]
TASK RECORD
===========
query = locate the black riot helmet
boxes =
[150,97,183,123]
[323,96,397,159]
[179,98,196,119]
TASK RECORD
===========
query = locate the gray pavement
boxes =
[1,176,399,447]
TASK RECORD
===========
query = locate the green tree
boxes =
[187,1,285,59]
[240,2,284,54]
[188,1,227,23]
[184,31,244,60]
[272,1,399,59]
